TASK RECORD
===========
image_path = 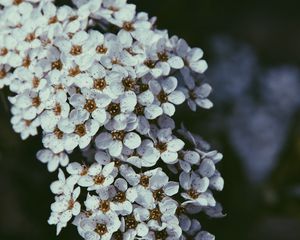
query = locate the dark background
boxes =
[1,0,300,239]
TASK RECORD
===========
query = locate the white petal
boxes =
[123,132,141,149]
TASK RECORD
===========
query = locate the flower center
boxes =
[54,127,64,139]
[80,165,89,176]
[157,91,168,103]
[94,78,107,90]
[25,33,36,42]
[93,175,105,185]
[140,175,150,188]
[134,104,145,116]
[149,208,162,221]
[51,60,63,70]
[0,48,8,56]
[123,22,135,32]
[13,0,22,5]
[111,130,125,141]
[156,142,167,153]
[74,124,86,137]
[95,224,108,236]
[84,99,97,113]
[32,77,40,88]
[107,103,121,117]
[96,45,107,54]
[53,103,62,116]
[48,16,58,25]
[68,65,81,76]
[155,229,168,240]
[0,69,7,79]
[122,77,135,91]
[70,45,82,55]
[32,96,41,107]
[112,230,123,240]
[22,56,31,68]
[113,191,126,203]
[157,52,169,62]
[188,189,200,199]
[144,59,156,69]
[68,199,75,210]
[125,215,138,230]
[153,188,165,202]
[99,200,110,213]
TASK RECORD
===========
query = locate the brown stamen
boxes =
[155,229,168,240]
[68,65,81,76]
[188,189,200,199]
[54,127,64,139]
[53,103,62,116]
[32,96,41,107]
[111,131,125,141]
[22,56,31,68]
[125,215,138,230]
[107,103,120,117]
[74,124,86,137]
[94,78,107,90]
[95,224,108,236]
[156,142,167,153]
[70,45,82,55]
[149,208,162,221]
[32,77,40,88]
[99,200,110,213]
[144,59,156,69]
[93,175,105,185]
[0,48,8,56]
[153,188,165,202]
[25,33,35,42]
[113,191,126,203]
[84,99,97,113]
[48,16,58,25]
[157,91,168,103]
[157,52,169,62]
[51,60,63,70]
[140,175,150,188]
[96,45,107,54]
[123,22,135,32]
[0,68,7,79]
[122,77,135,91]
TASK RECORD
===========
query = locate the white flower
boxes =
[180,171,215,207]
[79,211,121,240]
[95,130,141,157]
[180,68,213,110]
[149,77,185,117]
[37,148,69,172]
[153,128,185,164]
[176,39,208,74]
[68,162,115,191]
[121,139,160,168]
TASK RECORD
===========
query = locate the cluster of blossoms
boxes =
[0,0,224,239]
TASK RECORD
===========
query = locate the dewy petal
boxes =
[195,83,212,98]
[108,140,123,157]
[114,178,128,192]
[78,176,94,187]
[195,98,213,109]
[192,176,210,193]
[163,181,179,196]
[168,91,185,105]
[123,132,141,149]
[162,102,176,116]
[67,162,82,175]
[168,56,184,69]
[136,222,149,237]
[95,150,110,164]
[102,162,115,177]
[95,132,113,149]
[190,59,208,74]
[161,150,178,164]
[199,159,216,178]
[88,163,102,176]
[187,48,204,62]
[161,76,178,94]
[168,138,185,152]
[144,104,163,120]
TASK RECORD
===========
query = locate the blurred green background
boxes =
[1,0,300,239]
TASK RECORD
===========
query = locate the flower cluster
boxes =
[0,0,224,239]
